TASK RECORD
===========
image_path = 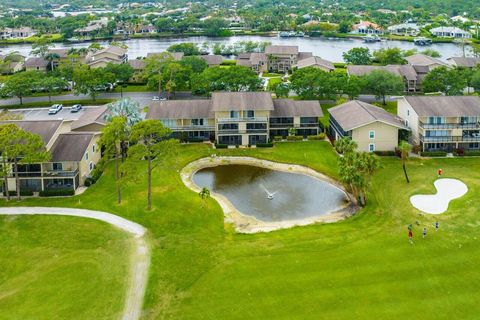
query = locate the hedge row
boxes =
[39,189,75,197]
[374,150,397,157]
[286,136,303,141]
[215,144,228,149]
[2,190,34,197]
[307,133,326,140]
[420,151,447,157]
[256,143,274,148]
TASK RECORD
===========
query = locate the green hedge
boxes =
[3,190,34,196]
[464,150,480,156]
[215,144,228,149]
[333,62,346,69]
[39,189,75,197]
[374,151,397,156]
[420,151,447,157]
[221,59,236,66]
[273,136,284,142]
[286,135,304,141]
[256,143,274,148]
[307,133,326,140]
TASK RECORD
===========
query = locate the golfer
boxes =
[408,230,413,244]
[423,227,427,238]
[435,221,439,231]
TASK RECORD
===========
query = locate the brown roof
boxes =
[25,57,48,68]
[272,99,323,117]
[265,45,299,55]
[447,57,480,68]
[48,48,69,58]
[0,120,63,144]
[199,55,223,66]
[128,59,146,70]
[71,106,108,131]
[347,65,418,81]
[296,56,334,70]
[405,54,447,67]
[236,58,252,67]
[50,133,96,162]
[95,46,127,57]
[298,52,313,60]
[328,100,407,131]
[211,92,274,111]
[404,96,480,117]
[146,100,213,119]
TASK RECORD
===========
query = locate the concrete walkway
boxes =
[0,207,150,320]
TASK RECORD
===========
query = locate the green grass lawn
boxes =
[0,215,132,320]
[2,141,480,319]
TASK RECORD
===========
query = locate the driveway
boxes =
[0,207,150,320]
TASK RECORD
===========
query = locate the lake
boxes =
[0,35,468,62]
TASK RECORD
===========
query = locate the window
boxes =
[85,152,89,160]
[426,130,449,137]
[246,110,255,118]
[230,111,239,119]
[53,163,63,171]
[369,130,375,139]
[89,162,93,171]
[161,119,176,128]
[407,109,410,116]
[428,117,445,124]
[191,119,204,126]
[92,144,96,153]
[369,143,375,152]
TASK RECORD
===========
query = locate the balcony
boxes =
[218,129,268,135]
[12,168,79,178]
[218,117,268,123]
[420,134,480,143]
[269,123,319,128]
[169,125,215,131]
[419,122,480,130]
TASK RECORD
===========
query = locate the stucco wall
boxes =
[352,121,399,152]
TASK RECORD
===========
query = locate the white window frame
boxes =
[85,151,89,160]
[369,130,375,139]
[89,162,93,172]
[369,143,375,152]
[92,144,96,153]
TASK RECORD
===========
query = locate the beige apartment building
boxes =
[397,96,480,152]
[87,46,128,68]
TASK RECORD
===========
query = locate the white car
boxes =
[48,104,63,115]
[152,96,160,101]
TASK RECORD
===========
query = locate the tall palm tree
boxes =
[399,141,411,183]
[199,187,211,207]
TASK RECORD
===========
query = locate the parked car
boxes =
[71,104,82,113]
[48,104,63,115]
[152,96,160,101]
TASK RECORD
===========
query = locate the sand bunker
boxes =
[410,178,468,214]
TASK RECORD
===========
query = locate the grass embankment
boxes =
[1,99,115,110]
[0,215,132,319]
[2,141,480,319]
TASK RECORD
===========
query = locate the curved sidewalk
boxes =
[0,207,150,320]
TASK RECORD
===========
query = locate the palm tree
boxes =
[334,137,357,154]
[199,187,211,207]
[44,52,60,72]
[399,141,412,183]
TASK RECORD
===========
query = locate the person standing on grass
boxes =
[408,230,414,244]
[408,224,413,231]
[437,169,443,178]
[423,227,427,238]
[435,221,439,231]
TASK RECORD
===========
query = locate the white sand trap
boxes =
[410,178,468,214]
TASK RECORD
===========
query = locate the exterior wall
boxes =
[397,98,420,144]
[352,122,400,152]
[78,135,101,185]
[25,65,47,72]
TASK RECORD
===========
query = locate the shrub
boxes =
[333,62,346,69]
[215,144,228,149]
[273,136,283,142]
[374,150,396,156]
[464,150,480,156]
[286,135,303,141]
[454,148,465,156]
[221,59,236,66]
[412,145,422,154]
[187,138,205,143]
[307,133,326,140]
[39,189,75,197]
[2,190,34,196]
[420,151,447,157]
[256,143,274,148]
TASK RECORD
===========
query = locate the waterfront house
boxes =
[430,27,471,38]
[447,57,480,69]
[146,92,322,145]
[0,119,101,193]
[294,56,334,72]
[238,46,313,74]
[236,52,268,73]
[86,46,128,68]
[351,21,383,35]
[397,96,480,152]
[199,55,223,67]
[0,27,36,39]
[404,54,449,86]
[128,59,146,83]
[387,23,420,36]
[329,100,408,152]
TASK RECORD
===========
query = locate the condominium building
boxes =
[86,46,128,68]
[146,92,322,146]
[397,96,480,152]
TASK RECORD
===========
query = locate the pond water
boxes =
[192,164,347,222]
[0,35,467,62]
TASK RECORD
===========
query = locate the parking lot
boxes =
[10,105,102,121]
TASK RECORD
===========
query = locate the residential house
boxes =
[128,59,146,83]
[347,65,420,92]
[146,92,322,145]
[295,56,334,72]
[387,23,420,36]
[397,96,480,152]
[430,26,471,38]
[71,106,109,132]
[236,52,268,73]
[447,57,480,69]
[351,21,383,35]
[0,27,36,39]
[48,48,87,68]
[264,45,311,73]
[25,57,49,71]
[0,120,101,193]
[147,52,184,61]
[199,55,223,67]
[404,53,449,85]
[0,53,25,74]
[86,46,128,68]
[329,100,408,152]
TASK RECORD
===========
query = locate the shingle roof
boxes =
[25,57,48,68]
[347,64,418,81]
[298,52,313,60]
[272,99,323,117]
[405,54,447,67]
[447,57,480,68]
[146,100,213,119]
[147,52,184,60]
[199,55,223,66]
[128,59,146,70]
[211,92,274,111]
[95,46,127,57]
[265,45,299,55]
[297,56,334,70]
[0,120,63,144]
[328,100,407,131]
[50,133,95,162]
[404,96,480,117]
[71,106,108,131]
[48,48,69,58]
